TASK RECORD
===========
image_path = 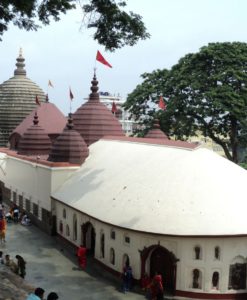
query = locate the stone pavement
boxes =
[0,221,146,300]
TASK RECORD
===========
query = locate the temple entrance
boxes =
[81,222,96,255]
[141,245,178,295]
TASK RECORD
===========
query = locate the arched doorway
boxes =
[140,245,178,295]
[81,222,96,255]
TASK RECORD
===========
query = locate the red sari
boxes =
[77,246,87,269]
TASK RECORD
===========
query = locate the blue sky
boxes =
[0,0,246,115]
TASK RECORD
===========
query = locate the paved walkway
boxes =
[0,222,145,300]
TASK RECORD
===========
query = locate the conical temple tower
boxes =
[48,114,89,164]
[0,49,46,146]
[145,119,169,139]
[18,112,51,156]
[73,73,124,145]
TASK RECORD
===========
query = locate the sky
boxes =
[0,0,246,115]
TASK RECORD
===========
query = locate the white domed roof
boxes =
[52,138,247,236]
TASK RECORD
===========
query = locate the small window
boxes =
[19,195,23,209]
[25,199,31,212]
[192,269,201,289]
[13,192,17,203]
[33,203,38,217]
[110,248,115,265]
[63,208,66,219]
[212,272,219,289]
[73,214,77,241]
[111,230,116,240]
[124,236,130,244]
[100,233,105,258]
[214,246,220,260]
[59,221,63,233]
[66,224,70,236]
[123,254,130,267]
[194,246,201,260]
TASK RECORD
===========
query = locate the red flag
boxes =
[158,96,166,110]
[96,50,112,68]
[69,87,74,101]
[111,101,117,114]
[35,95,41,106]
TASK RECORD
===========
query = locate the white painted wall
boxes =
[0,154,79,212]
[55,201,247,296]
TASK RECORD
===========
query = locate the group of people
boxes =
[141,272,164,300]
[0,250,26,278]
[4,204,31,226]
[0,203,31,244]
[26,287,58,300]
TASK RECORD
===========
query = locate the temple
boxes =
[0,51,247,299]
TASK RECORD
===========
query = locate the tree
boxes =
[125,42,247,163]
[0,0,149,51]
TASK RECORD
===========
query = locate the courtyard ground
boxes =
[0,221,148,300]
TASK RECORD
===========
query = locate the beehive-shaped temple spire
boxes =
[73,72,124,145]
[17,112,52,155]
[48,114,89,164]
[0,49,46,147]
[145,119,169,139]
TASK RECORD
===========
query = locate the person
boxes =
[16,254,26,278]
[141,272,151,299]
[26,287,45,300]
[0,216,6,243]
[150,273,164,300]
[13,206,19,223]
[122,263,133,293]
[0,251,4,264]
[47,292,59,300]
[21,213,31,226]
[5,211,13,223]
[5,254,18,274]
[77,245,87,269]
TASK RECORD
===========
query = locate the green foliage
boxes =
[0,0,150,51]
[83,0,150,51]
[239,162,247,170]
[0,0,75,34]
[125,42,247,163]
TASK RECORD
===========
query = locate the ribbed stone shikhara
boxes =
[73,73,124,145]
[145,119,169,139]
[0,49,46,147]
[48,114,89,164]
[18,112,51,156]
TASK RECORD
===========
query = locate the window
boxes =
[73,214,77,241]
[192,269,202,289]
[111,229,116,240]
[100,232,105,258]
[19,195,23,209]
[42,208,50,224]
[33,203,38,217]
[66,224,70,236]
[63,208,66,219]
[13,192,17,204]
[212,272,219,289]
[214,246,220,260]
[123,254,130,267]
[25,199,31,212]
[124,236,130,244]
[194,246,201,260]
[110,248,115,265]
[59,221,63,233]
